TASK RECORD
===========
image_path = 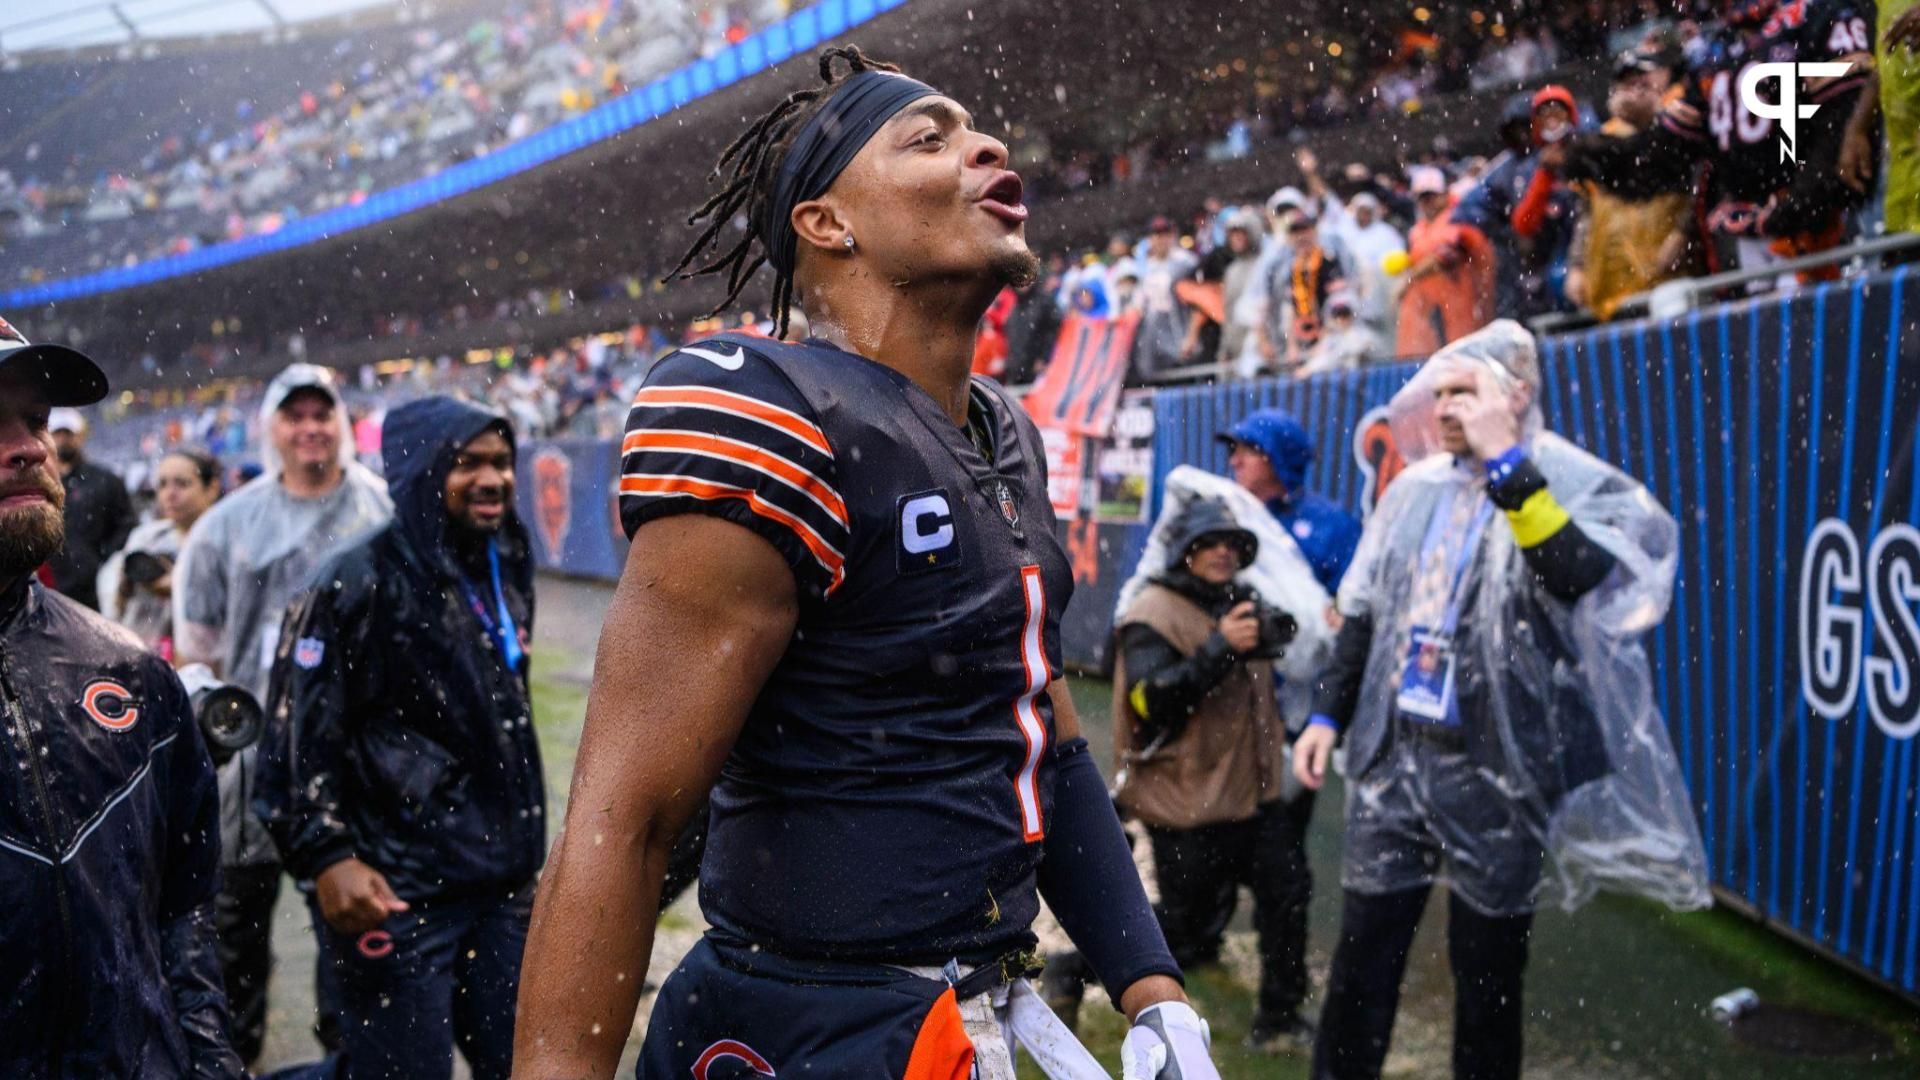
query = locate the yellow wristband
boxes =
[1129,681,1151,720]
[1505,487,1570,548]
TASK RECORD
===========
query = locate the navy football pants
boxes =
[309,884,532,1080]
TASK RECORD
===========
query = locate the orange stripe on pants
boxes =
[901,987,975,1080]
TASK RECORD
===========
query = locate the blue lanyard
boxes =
[459,539,525,672]
[1417,488,1494,636]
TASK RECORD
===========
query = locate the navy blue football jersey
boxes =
[619,333,1073,967]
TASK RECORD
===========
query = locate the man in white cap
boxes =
[43,404,135,611]
[173,361,392,1064]
[1396,165,1494,357]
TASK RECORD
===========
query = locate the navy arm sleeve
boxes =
[1038,737,1182,1006]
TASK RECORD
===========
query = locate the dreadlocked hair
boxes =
[664,45,904,336]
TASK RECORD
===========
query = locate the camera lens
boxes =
[196,686,263,757]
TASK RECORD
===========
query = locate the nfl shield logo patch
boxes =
[293,637,326,670]
[989,478,1021,533]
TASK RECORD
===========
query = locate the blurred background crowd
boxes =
[9,0,1913,489]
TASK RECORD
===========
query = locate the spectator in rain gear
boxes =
[1110,498,1312,1052]
[1395,166,1495,357]
[172,362,392,1063]
[261,396,543,1080]
[1293,321,1708,1080]
[1563,48,1699,319]
[1454,86,1583,321]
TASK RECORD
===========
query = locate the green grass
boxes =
[529,644,590,822]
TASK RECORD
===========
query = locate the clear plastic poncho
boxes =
[1337,321,1709,914]
[172,365,392,867]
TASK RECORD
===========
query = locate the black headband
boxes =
[762,69,939,276]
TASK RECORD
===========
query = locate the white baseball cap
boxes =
[1266,186,1308,216]
[1409,166,1448,197]
[48,407,86,434]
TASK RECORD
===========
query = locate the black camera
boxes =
[121,550,174,587]
[1227,584,1298,660]
[177,664,264,766]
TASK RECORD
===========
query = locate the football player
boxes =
[513,47,1219,1079]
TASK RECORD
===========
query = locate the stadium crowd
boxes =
[0,0,1719,296]
[1000,0,1897,383]
[45,0,1912,432]
[0,0,790,284]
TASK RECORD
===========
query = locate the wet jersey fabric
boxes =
[0,578,242,1079]
[619,333,1072,967]
[637,935,974,1080]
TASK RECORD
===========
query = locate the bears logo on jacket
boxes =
[80,679,139,731]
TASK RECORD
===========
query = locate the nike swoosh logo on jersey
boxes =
[682,345,744,370]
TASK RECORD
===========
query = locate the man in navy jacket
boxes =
[261,396,542,1080]
[0,318,242,1079]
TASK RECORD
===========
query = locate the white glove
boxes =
[1120,1001,1221,1080]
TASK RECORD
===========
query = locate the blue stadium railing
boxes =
[0,0,911,310]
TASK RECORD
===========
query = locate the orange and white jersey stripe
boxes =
[620,346,849,596]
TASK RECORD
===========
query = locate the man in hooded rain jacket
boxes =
[259,396,543,1080]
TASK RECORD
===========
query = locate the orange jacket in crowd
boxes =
[1395,197,1495,358]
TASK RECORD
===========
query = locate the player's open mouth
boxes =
[978,171,1027,224]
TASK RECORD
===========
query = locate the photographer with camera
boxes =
[1111,499,1308,1052]
[98,448,221,656]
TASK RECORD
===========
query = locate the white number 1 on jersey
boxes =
[1012,565,1050,842]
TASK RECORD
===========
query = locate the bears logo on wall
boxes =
[532,448,573,559]
[1352,405,1406,518]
